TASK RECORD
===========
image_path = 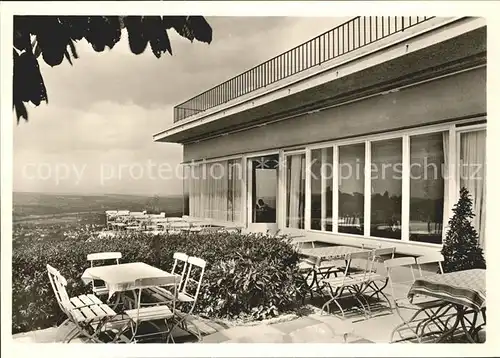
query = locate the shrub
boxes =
[441,187,486,273]
[12,231,304,333]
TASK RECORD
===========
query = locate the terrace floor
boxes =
[12,262,485,344]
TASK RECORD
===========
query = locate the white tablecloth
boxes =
[81,262,178,298]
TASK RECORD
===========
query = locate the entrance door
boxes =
[247,154,279,233]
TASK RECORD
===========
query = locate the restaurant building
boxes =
[154,16,486,255]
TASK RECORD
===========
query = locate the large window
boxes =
[186,158,243,222]
[409,132,446,244]
[370,138,403,240]
[307,124,486,246]
[338,143,365,235]
[310,148,333,231]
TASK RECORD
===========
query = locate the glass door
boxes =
[247,154,279,233]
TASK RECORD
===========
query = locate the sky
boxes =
[13,16,350,196]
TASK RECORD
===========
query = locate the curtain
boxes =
[442,132,449,233]
[460,130,486,249]
[287,154,305,229]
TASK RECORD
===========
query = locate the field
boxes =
[12,192,184,247]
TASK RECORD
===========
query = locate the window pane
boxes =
[338,143,365,235]
[310,147,333,231]
[409,133,445,244]
[183,166,190,216]
[286,154,306,229]
[370,138,402,239]
[460,129,486,248]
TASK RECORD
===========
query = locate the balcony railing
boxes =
[174,16,435,122]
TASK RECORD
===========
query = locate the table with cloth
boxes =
[82,262,180,309]
[407,268,486,343]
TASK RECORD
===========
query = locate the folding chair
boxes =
[87,252,122,297]
[320,251,373,319]
[124,276,180,343]
[360,246,396,313]
[146,252,189,302]
[385,257,451,343]
[171,256,207,342]
[47,264,122,343]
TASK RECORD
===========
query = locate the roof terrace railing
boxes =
[174,16,435,122]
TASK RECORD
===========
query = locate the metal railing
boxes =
[174,16,435,122]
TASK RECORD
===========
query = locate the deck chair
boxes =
[124,276,180,343]
[385,257,451,343]
[47,264,121,343]
[320,251,373,319]
[146,252,189,302]
[171,256,207,342]
[87,252,122,297]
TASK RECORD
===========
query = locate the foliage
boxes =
[13,16,212,122]
[441,187,486,273]
[12,231,305,334]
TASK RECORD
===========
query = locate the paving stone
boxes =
[222,324,283,341]
[271,316,320,334]
[200,331,229,343]
[286,323,339,343]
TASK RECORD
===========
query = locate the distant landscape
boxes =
[12,192,184,247]
[13,192,184,222]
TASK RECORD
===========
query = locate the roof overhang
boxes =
[154,17,486,144]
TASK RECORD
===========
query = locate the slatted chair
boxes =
[358,246,396,315]
[47,264,121,343]
[385,257,451,343]
[146,252,189,303]
[320,250,374,319]
[170,256,207,342]
[87,252,122,297]
[124,276,180,343]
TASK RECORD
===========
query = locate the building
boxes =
[154,16,486,255]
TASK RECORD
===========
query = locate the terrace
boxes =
[172,16,435,123]
[13,212,486,344]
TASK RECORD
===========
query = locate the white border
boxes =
[2,2,500,358]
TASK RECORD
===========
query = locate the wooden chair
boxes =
[46,264,120,343]
[124,276,180,343]
[320,251,374,319]
[87,252,122,297]
[146,252,189,302]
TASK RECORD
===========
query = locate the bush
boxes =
[12,231,305,334]
[441,187,486,273]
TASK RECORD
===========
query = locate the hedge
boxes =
[12,231,306,334]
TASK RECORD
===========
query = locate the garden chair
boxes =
[170,256,207,342]
[124,276,180,343]
[47,264,123,343]
[357,246,396,316]
[146,252,189,302]
[87,252,122,297]
[320,250,373,319]
[385,257,451,343]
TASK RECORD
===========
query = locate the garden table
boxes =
[299,246,371,293]
[407,269,486,343]
[81,262,180,309]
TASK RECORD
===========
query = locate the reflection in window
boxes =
[370,138,403,239]
[409,133,446,244]
[310,147,333,231]
[338,143,365,235]
[286,154,306,229]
